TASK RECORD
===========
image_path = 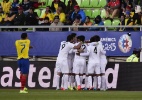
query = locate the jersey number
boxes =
[61,44,65,50]
[21,44,25,53]
[94,47,97,54]
[81,45,86,50]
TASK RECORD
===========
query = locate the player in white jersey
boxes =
[72,35,87,90]
[95,35,107,91]
[79,37,106,90]
[56,35,82,90]
[67,33,77,90]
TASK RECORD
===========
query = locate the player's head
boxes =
[93,35,100,42]
[90,36,95,42]
[67,35,74,42]
[133,48,140,58]
[79,35,85,42]
[77,36,81,42]
[21,33,27,39]
[70,33,77,42]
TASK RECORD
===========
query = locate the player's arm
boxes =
[73,42,83,49]
[77,46,90,56]
[100,46,106,55]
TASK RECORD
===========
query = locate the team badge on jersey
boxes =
[118,34,132,53]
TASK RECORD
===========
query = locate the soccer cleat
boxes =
[77,85,81,90]
[83,88,88,90]
[19,90,28,93]
[24,87,28,91]
[93,88,97,91]
[68,86,74,90]
[89,87,93,90]
[61,87,65,90]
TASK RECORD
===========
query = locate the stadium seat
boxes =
[47,0,53,6]
[101,9,106,18]
[40,9,46,18]
[76,0,82,6]
[38,0,48,8]
[90,0,100,7]
[99,0,107,8]
[91,9,101,18]
[81,0,90,7]
[112,19,120,30]
[34,9,41,17]
[84,9,92,17]
[104,20,112,30]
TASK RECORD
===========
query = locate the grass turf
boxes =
[0,89,142,100]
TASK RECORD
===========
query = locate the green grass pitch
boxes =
[0,89,142,100]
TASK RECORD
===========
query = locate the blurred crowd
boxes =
[0,0,142,31]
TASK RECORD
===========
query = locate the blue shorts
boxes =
[18,59,29,74]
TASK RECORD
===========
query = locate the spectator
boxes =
[83,16,93,31]
[66,0,78,16]
[62,16,72,31]
[38,17,51,31]
[106,0,120,19]
[51,0,66,13]
[49,15,63,31]
[11,0,20,14]
[89,15,104,31]
[120,11,134,31]
[72,16,83,31]
[3,8,16,31]
[71,5,86,23]
[25,7,39,25]
[54,6,66,23]
[1,0,12,13]
[0,6,6,25]
[21,0,32,15]
[13,7,25,31]
[118,14,125,31]
[121,0,133,9]
[40,6,53,22]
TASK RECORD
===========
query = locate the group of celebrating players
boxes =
[56,33,107,91]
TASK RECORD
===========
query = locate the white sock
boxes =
[63,74,69,89]
[97,76,101,89]
[84,76,88,88]
[75,75,80,86]
[101,75,106,90]
[88,76,92,88]
[68,75,71,88]
[93,76,97,89]
[80,76,83,86]
[61,75,64,88]
[56,75,60,89]
[71,75,74,87]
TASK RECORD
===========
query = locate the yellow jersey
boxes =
[15,39,30,59]
[126,54,139,62]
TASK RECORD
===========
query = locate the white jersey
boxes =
[81,42,106,64]
[98,41,107,63]
[57,41,74,60]
[74,42,87,60]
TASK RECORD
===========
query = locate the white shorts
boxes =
[56,59,69,73]
[68,58,74,73]
[73,59,86,74]
[100,60,107,74]
[87,63,100,74]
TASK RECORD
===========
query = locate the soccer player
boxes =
[93,35,107,91]
[67,33,77,90]
[73,35,87,90]
[78,36,106,90]
[15,33,32,93]
[56,35,82,90]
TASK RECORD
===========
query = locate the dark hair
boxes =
[90,36,95,42]
[29,7,34,11]
[79,35,85,42]
[70,33,76,38]
[93,35,100,42]
[86,16,90,19]
[77,36,81,40]
[21,33,27,39]
[66,35,73,42]
[44,17,49,20]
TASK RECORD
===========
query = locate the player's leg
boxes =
[100,62,107,91]
[19,59,29,93]
[61,59,69,90]
[55,61,62,90]
[95,63,101,90]
[60,74,64,90]
[73,61,81,90]
[87,63,95,90]
[83,64,88,90]
[93,74,97,90]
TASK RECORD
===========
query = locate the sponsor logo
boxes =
[118,34,132,53]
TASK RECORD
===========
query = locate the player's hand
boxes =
[78,49,84,53]
[29,46,33,49]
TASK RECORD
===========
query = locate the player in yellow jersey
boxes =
[15,33,32,93]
